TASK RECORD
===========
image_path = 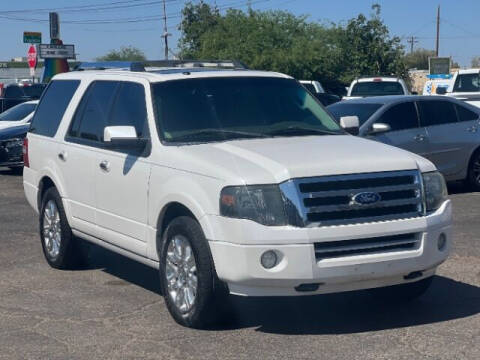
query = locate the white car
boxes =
[344,77,410,100]
[23,68,452,328]
[445,69,480,108]
[299,80,325,94]
[0,100,38,130]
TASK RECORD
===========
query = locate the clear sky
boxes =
[1,0,479,66]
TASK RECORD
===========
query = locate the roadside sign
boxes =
[49,12,60,40]
[28,45,37,77]
[27,45,37,68]
[23,31,42,44]
[38,44,75,59]
[429,57,451,76]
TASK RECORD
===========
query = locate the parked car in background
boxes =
[328,95,480,189]
[444,69,480,108]
[0,100,38,130]
[0,83,44,113]
[0,123,30,169]
[343,77,411,100]
[299,80,340,106]
[24,69,451,328]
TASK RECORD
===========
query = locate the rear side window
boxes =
[376,102,418,131]
[418,100,457,127]
[453,74,480,92]
[109,82,148,137]
[68,81,119,142]
[456,104,478,122]
[30,80,80,137]
[351,81,404,97]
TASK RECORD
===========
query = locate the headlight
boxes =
[422,171,448,212]
[4,138,24,149]
[220,185,287,226]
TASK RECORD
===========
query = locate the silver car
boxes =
[328,95,480,189]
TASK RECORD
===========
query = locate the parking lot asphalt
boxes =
[0,167,479,360]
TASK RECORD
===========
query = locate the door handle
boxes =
[414,134,426,141]
[99,160,110,172]
[58,151,67,161]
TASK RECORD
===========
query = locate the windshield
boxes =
[327,103,382,126]
[453,74,480,92]
[0,103,36,121]
[351,81,404,97]
[152,77,342,144]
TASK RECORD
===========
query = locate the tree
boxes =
[404,48,435,70]
[96,46,146,61]
[472,56,480,68]
[177,3,407,93]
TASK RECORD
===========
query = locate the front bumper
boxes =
[206,200,452,296]
[0,141,23,167]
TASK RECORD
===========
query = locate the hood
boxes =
[0,121,27,131]
[0,124,29,141]
[171,135,436,184]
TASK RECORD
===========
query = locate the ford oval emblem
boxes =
[352,192,381,205]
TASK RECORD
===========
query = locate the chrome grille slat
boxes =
[301,184,419,198]
[315,238,418,254]
[306,198,421,213]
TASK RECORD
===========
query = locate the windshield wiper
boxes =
[265,126,341,137]
[170,129,270,142]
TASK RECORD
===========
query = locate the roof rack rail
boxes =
[145,59,248,70]
[74,61,145,72]
[356,74,399,79]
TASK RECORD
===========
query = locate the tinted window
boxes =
[152,77,342,144]
[376,102,418,131]
[68,81,119,142]
[30,80,80,137]
[109,82,148,137]
[418,100,457,127]
[327,103,382,126]
[23,84,47,99]
[351,81,404,96]
[453,74,480,92]
[456,104,478,122]
[0,102,36,121]
[303,83,316,94]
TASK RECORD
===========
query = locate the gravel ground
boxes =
[0,168,479,360]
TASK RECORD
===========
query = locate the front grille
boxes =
[314,233,420,260]
[281,170,424,227]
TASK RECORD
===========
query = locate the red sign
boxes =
[27,45,37,69]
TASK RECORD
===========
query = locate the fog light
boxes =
[437,233,447,251]
[260,250,278,269]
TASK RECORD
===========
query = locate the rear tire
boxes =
[39,187,85,269]
[467,150,480,191]
[369,276,433,303]
[159,216,231,328]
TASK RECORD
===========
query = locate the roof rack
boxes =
[356,75,399,80]
[74,61,145,72]
[145,59,248,70]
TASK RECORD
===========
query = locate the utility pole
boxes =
[161,0,171,60]
[407,36,418,54]
[435,5,440,57]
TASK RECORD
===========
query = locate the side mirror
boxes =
[370,122,391,134]
[103,126,145,148]
[436,87,447,95]
[340,116,359,135]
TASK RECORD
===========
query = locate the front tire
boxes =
[369,276,433,303]
[39,187,84,269]
[159,216,230,328]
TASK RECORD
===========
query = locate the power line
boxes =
[406,36,418,53]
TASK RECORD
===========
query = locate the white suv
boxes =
[23,68,452,328]
[344,77,410,100]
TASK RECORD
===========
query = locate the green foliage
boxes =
[178,3,407,93]
[404,48,436,70]
[96,46,146,61]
